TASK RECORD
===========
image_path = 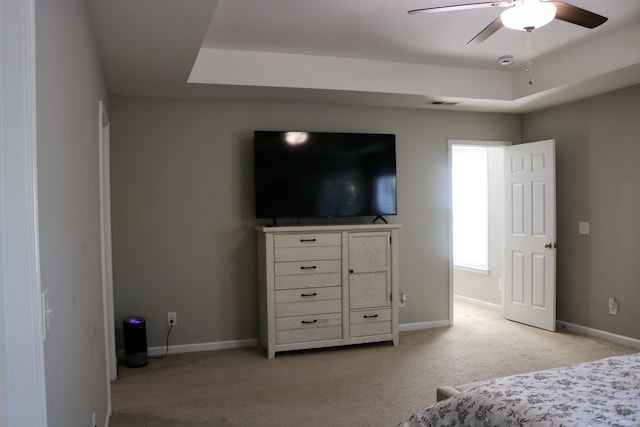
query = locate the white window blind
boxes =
[452,146,489,271]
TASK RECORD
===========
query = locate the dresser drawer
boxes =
[276,286,341,304]
[275,299,342,318]
[349,308,392,325]
[276,307,342,345]
[274,245,341,262]
[274,260,341,276]
[275,233,341,248]
[276,312,342,331]
[350,321,391,337]
[350,308,392,338]
[277,326,342,345]
[275,272,341,290]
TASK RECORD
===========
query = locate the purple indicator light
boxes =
[128,319,142,324]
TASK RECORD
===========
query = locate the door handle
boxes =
[544,242,557,249]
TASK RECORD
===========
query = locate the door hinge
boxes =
[390,235,392,244]
[390,292,392,301]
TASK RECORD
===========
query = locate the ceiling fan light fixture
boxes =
[501,1,557,31]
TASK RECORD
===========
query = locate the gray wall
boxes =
[36,0,110,425]
[110,97,521,348]
[523,84,640,340]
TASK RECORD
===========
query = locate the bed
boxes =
[398,352,640,426]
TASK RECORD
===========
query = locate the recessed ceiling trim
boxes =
[190,48,514,101]
[88,0,640,112]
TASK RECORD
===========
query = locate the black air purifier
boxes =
[123,316,148,367]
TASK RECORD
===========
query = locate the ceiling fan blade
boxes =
[547,1,608,29]
[408,1,512,15]
[467,16,503,44]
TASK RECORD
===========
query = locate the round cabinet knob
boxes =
[349,269,354,274]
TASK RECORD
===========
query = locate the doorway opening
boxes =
[449,140,507,325]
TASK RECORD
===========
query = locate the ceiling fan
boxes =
[408,0,608,44]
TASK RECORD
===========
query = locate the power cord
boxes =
[149,321,174,359]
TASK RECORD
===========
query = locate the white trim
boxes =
[98,100,114,425]
[454,294,503,312]
[0,0,47,424]
[149,338,259,356]
[115,319,639,361]
[122,321,640,359]
[399,319,450,332]
[453,294,640,350]
[117,338,260,359]
[557,321,640,351]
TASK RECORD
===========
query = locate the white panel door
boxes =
[504,140,556,331]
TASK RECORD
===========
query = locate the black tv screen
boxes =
[254,131,397,219]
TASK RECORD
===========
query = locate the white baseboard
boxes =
[399,319,450,332]
[452,295,640,351]
[557,320,640,350]
[117,338,259,359]
[147,338,258,356]
[454,294,502,311]
[121,319,640,359]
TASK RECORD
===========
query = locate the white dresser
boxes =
[256,224,400,358]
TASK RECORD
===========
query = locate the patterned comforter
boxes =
[399,353,640,426]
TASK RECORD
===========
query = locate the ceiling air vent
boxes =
[426,101,460,106]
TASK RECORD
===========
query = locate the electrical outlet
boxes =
[399,292,407,308]
[608,298,618,316]
[578,221,590,235]
[167,312,177,326]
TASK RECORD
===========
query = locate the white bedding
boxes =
[399,352,640,426]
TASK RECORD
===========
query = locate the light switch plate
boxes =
[578,221,590,235]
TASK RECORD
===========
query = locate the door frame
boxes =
[99,100,116,390]
[447,139,510,326]
[0,0,48,424]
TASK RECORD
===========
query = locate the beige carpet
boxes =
[110,302,635,427]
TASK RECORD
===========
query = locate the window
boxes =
[452,146,489,272]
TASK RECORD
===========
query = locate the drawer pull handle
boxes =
[300,292,317,297]
[363,314,379,319]
[300,265,317,270]
[300,238,317,243]
[301,319,318,324]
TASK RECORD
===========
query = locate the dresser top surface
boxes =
[255,223,402,233]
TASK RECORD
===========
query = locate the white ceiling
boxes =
[89,0,640,113]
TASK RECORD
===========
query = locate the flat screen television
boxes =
[254,131,397,220]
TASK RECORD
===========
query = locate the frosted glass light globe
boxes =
[501,1,557,31]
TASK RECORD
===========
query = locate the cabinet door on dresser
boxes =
[348,231,393,338]
[348,232,392,309]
